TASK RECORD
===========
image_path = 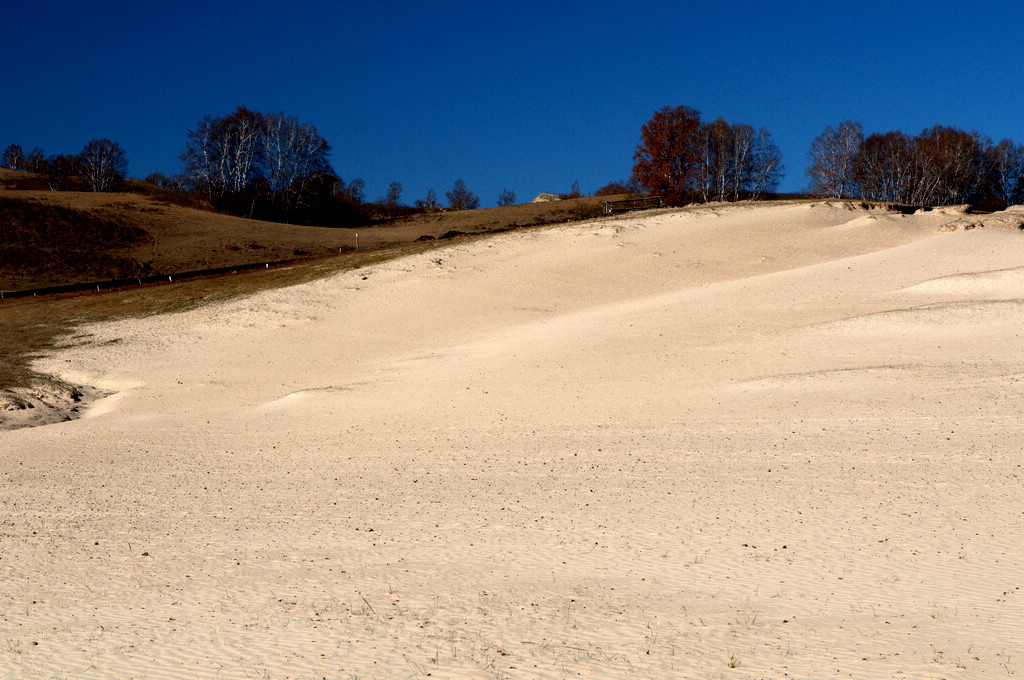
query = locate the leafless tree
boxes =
[497,188,516,206]
[144,172,170,188]
[727,123,756,201]
[696,118,753,202]
[385,181,402,208]
[180,107,263,204]
[338,178,365,204]
[636,106,782,204]
[853,126,989,206]
[26,147,45,173]
[2,144,24,170]
[261,111,331,210]
[853,131,915,202]
[807,121,863,198]
[78,139,128,191]
[984,139,1024,206]
[446,179,479,210]
[696,119,781,202]
[41,154,75,191]
[414,187,439,211]
[144,172,188,191]
[910,126,987,205]
[749,127,784,199]
[181,107,335,220]
[695,118,732,202]
[372,181,404,218]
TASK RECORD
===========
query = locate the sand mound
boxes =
[0,377,94,429]
[899,265,1024,297]
[937,205,1024,231]
[3,201,1023,678]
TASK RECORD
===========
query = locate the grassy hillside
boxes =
[0,196,152,289]
[1,169,618,292]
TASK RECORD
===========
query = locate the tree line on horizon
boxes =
[806,120,1024,207]
[3,103,787,229]
[14,105,1018,230]
[2,140,128,192]
[162,107,576,223]
[1,107,530,226]
[630,105,784,205]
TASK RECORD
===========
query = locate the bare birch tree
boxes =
[262,111,331,210]
[180,107,263,204]
[181,107,333,219]
[26,147,45,173]
[853,131,914,202]
[647,108,780,204]
[695,118,752,202]
[984,139,1024,206]
[414,188,439,211]
[704,118,732,202]
[2,144,23,170]
[911,126,987,206]
[42,154,75,191]
[853,126,989,206]
[749,128,783,199]
[727,123,755,201]
[78,139,128,192]
[806,121,863,198]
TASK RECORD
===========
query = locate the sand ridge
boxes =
[1,202,1023,678]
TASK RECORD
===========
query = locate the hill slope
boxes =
[2,202,1023,677]
[0,170,616,291]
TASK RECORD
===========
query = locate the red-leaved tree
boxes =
[631,105,703,205]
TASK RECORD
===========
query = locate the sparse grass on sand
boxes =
[0,240,446,393]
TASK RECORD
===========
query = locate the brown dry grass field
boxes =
[0,167,615,293]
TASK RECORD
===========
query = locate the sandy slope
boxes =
[1,202,1022,679]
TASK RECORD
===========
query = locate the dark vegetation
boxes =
[806,120,1024,208]
[631,105,784,205]
[176,106,371,226]
[4,101,1017,297]
[445,179,480,210]
[595,180,643,197]
[4,140,128,193]
[0,196,150,288]
[3,104,665,237]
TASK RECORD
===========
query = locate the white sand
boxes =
[2,202,1023,679]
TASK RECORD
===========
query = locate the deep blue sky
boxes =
[3,1,1022,206]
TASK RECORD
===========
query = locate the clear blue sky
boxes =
[3,1,1022,206]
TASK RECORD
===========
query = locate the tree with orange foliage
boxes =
[631,105,703,205]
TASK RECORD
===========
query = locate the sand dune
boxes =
[2,202,1023,678]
